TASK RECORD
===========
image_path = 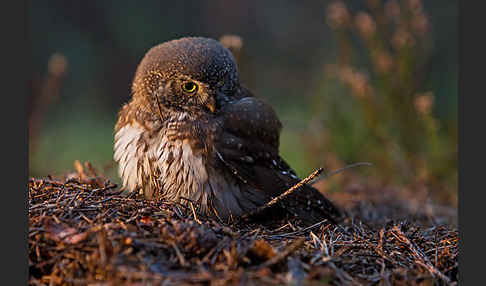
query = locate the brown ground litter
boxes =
[29,169,458,285]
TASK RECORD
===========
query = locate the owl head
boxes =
[131,37,240,115]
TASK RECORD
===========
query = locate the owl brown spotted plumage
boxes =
[114,37,342,224]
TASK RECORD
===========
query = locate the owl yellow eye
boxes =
[182,82,198,93]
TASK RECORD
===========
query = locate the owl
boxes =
[114,37,342,224]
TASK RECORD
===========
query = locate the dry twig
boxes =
[240,168,323,221]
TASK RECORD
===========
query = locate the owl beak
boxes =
[205,98,216,113]
[206,101,216,113]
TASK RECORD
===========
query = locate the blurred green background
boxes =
[29,1,457,205]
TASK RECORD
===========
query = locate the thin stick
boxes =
[310,162,373,184]
[256,237,306,269]
[390,226,452,285]
[189,202,202,224]
[264,219,330,239]
[171,242,187,267]
[240,168,323,221]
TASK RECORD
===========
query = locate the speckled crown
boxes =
[132,37,238,94]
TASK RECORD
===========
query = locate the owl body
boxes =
[114,107,268,220]
[114,37,342,224]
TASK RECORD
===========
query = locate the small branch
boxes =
[171,242,187,267]
[390,226,452,285]
[219,34,243,64]
[310,162,373,184]
[189,202,202,224]
[29,53,68,153]
[264,219,330,239]
[256,237,305,269]
[240,168,323,221]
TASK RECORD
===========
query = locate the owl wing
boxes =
[215,97,342,224]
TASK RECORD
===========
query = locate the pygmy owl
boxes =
[114,37,341,224]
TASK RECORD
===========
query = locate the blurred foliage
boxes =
[303,0,457,204]
[28,0,456,204]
